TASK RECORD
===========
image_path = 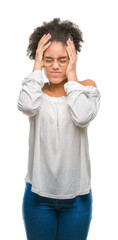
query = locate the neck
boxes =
[48,78,68,93]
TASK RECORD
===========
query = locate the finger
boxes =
[38,37,51,49]
[37,34,51,48]
[42,34,51,43]
[68,47,76,63]
[67,45,74,60]
[68,41,76,55]
[40,34,51,41]
[67,42,77,61]
[67,39,76,53]
[66,46,72,61]
[43,41,51,50]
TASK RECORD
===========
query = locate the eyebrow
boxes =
[45,56,68,59]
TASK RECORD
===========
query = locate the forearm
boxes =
[64,80,101,127]
[17,70,45,116]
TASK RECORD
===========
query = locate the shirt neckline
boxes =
[42,92,67,102]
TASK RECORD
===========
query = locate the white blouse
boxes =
[17,69,101,199]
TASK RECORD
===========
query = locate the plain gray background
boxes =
[0,0,118,239]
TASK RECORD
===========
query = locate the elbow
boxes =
[17,101,38,117]
[70,105,97,128]
[17,91,40,117]
[72,116,91,128]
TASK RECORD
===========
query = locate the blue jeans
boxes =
[22,182,93,240]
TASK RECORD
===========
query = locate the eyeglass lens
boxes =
[42,57,69,66]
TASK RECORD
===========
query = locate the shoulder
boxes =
[79,79,97,87]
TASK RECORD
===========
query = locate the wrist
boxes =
[33,62,42,72]
[67,71,79,82]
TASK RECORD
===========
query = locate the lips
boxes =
[50,72,61,76]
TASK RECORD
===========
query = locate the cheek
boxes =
[61,65,68,76]
[63,65,68,72]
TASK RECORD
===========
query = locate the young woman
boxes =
[17,18,101,240]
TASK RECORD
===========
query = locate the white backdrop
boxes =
[0,0,118,239]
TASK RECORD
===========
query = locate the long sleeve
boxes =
[17,70,49,117]
[64,80,101,128]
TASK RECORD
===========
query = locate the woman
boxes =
[17,18,101,240]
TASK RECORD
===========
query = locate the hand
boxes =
[66,38,78,77]
[33,33,52,71]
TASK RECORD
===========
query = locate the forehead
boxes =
[44,41,68,57]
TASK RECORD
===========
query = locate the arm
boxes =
[64,79,101,128]
[17,69,49,117]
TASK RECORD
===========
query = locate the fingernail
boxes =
[67,38,71,42]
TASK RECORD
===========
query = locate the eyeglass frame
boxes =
[42,56,70,66]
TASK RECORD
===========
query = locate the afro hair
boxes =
[26,17,85,60]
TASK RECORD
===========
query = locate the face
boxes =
[43,41,69,84]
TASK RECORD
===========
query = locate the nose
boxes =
[52,59,60,69]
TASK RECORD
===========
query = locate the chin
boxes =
[49,77,63,83]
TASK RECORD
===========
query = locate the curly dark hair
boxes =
[26,17,85,60]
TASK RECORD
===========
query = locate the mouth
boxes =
[50,72,61,76]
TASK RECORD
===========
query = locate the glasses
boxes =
[42,56,69,66]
